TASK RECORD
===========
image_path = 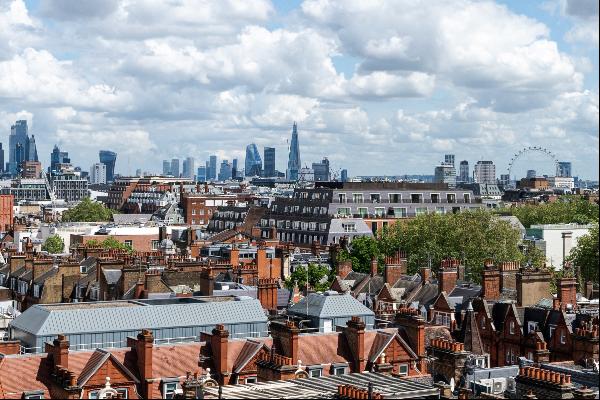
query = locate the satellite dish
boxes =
[450,377,455,393]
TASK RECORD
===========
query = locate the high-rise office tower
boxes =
[218,160,232,181]
[0,143,4,173]
[245,144,262,177]
[526,169,537,179]
[263,147,276,177]
[170,158,180,178]
[434,163,457,188]
[557,162,572,178]
[341,169,348,182]
[312,157,330,182]
[499,174,510,186]
[26,135,38,162]
[15,143,25,174]
[232,159,238,179]
[458,160,469,183]
[9,120,29,176]
[49,145,71,174]
[99,150,117,182]
[197,166,207,182]
[473,160,496,184]
[286,122,301,181]
[162,160,171,175]
[90,163,107,184]
[209,155,217,180]
[444,154,455,167]
[182,157,195,179]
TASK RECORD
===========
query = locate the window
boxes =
[151,240,160,250]
[338,193,346,203]
[431,193,439,203]
[480,317,486,330]
[23,391,44,400]
[163,381,180,399]
[415,207,428,216]
[446,194,456,203]
[89,389,127,399]
[352,193,363,203]
[398,364,409,376]
[374,207,385,217]
[509,321,515,335]
[337,207,351,216]
[124,240,133,248]
[549,326,555,338]
[370,193,381,203]
[464,193,471,203]
[527,321,538,333]
[357,207,368,217]
[435,207,445,215]
[334,366,346,376]
[245,376,257,384]
[393,208,407,218]
[192,209,196,215]
[528,351,534,361]
[309,368,322,378]
[389,193,401,203]
[560,331,566,344]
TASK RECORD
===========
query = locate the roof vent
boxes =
[235,296,254,301]
[324,290,339,296]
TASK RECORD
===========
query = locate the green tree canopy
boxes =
[86,237,133,253]
[42,235,65,254]
[342,209,544,283]
[61,197,114,222]
[497,196,599,228]
[285,263,332,292]
[567,223,599,285]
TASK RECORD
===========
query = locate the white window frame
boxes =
[309,368,323,378]
[398,364,409,376]
[245,376,258,384]
[357,207,368,217]
[509,321,515,335]
[393,207,407,218]
[430,193,440,203]
[333,366,346,376]
[163,381,180,399]
[374,207,385,217]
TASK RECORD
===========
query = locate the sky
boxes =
[0,0,598,179]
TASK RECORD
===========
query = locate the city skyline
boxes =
[0,0,598,179]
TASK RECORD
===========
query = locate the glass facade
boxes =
[286,122,301,181]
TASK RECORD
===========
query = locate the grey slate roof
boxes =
[112,214,153,224]
[288,292,374,319]
[10,297,268,336]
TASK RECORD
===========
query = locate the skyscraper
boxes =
[458,160,469,183]
[434,163,457,188]
[162,160,171,176]
[341,169,348,182]
[49,145,70,174]
[209,155,217,180]
[473,160,496,184]
[9,120,29,176]
[197,166,207,182]
[182,157,195,179]
[26,135,38,162]
[170,158,180,178]
[232,159,238,179]
[557,162,572,178]
[218,160,232,181]
[312,157,330,182]
[0,143,3,173]
[245,144,262,177]
[444,154,455,167]
[286,122,301,181]
[526,169,537,179]
[99,150,117,182]
[90,163,107,184]
[263,147,276,177]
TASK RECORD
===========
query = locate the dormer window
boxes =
[509,321,515,335]
[162,378,180,399]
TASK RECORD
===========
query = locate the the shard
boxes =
[286,122,301,181]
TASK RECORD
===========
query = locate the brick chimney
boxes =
[370,257,378,277]
[230,245,240,268]
[572,322,599,366]
[517,268,551,307]
[46,334,70,369]
[270,320,299,364]
[210,324,230,385]
[558,276,577,310]
[337,260,352,279]
[481,262,501,301]
[256,244,269,279]
[438,259,458,295]
[133,329,153,398]
[384,250,406,285]
[257,278,278,312]
[311,241,321,256]
[395,308,426,372]
[344,316,366,373]
[420,267,431,285]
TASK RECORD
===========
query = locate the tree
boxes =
[345,236,383,274]
[498,196,599,228]
[42,235,65,254]
[285,263,332,292]
[567,223,599,285]
[61,197,114,222]
[86,237,133,253]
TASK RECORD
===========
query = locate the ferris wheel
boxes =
[507,146,558,180]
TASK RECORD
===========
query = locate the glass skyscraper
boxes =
[286,122,301,181]
[162,160,171,175]
[49,145,70,174]
[8,120,30,176]
[232,158,238,179]
[458,160,469,183]
[557,162,572,178]
[209,155,217,180]
[99,150,117,182]
[245,144,262,177]
[263,147,275,177]
[170,158,180,178]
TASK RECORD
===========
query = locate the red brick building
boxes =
[0,194,14,232]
